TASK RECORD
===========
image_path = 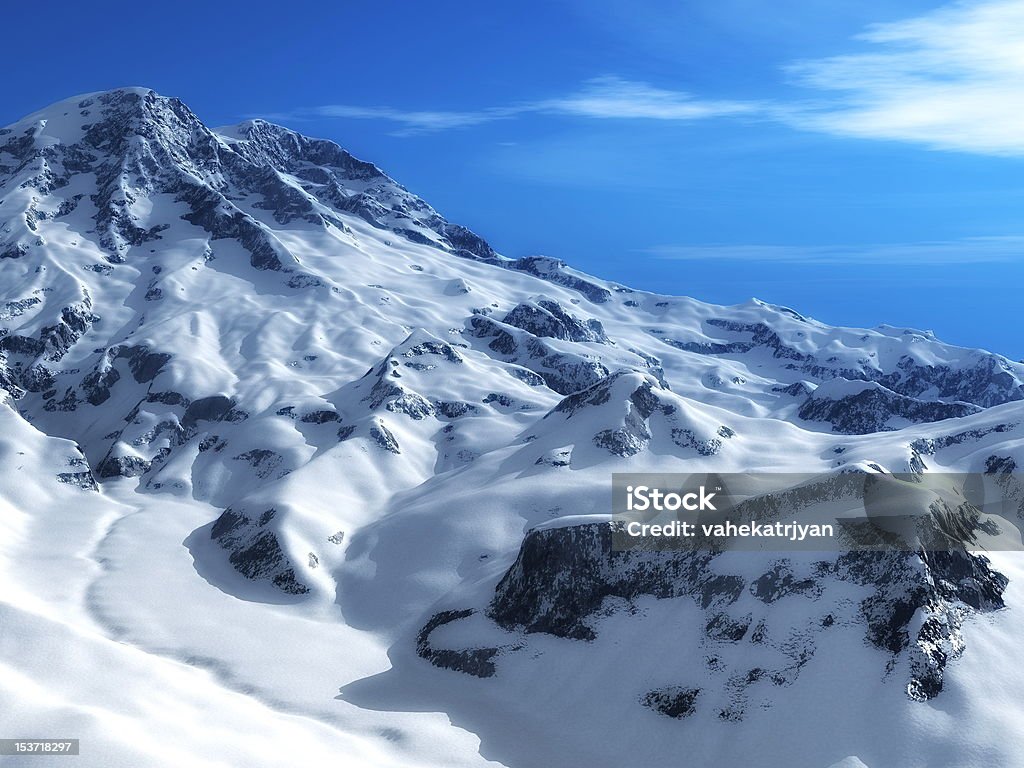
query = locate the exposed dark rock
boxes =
[629,380,661,418]
[827,548,1006,700]
[0,335,45,356]
[0,296,41,320]
[233,449,286,479]
[502,299,609,343]
[415,609,499,678]
[469,313,612,396]
[146,390,189,406]
[985,455,1017,474]
[490,520,1007,701]
[489,523,731,641]
[82,366,120,405]
[671,428,722,456]
[0,297,98,398]
[483,393,514,407]
[535,449,571,468]
[507,366,544,386]
[116,344,170,383]
[799,384,980,434]
[224,407,249,423]
[705,612,752,642]
[182,395,235,429]
[372,383,429,419]
[300,409,340,424]
[773,381,814,397]
[198,435,226,452]
[210,507,309,594]
[435,400,478,419]
[911,423,1017,456]
[508,256,612,304]
[56,471,98,490]
[750,563,821,603]
[641,687,700,719]
[550,372,622,417]
[442,223,497,262]
[594,411,651,457]
[96,454,150,478]
[402,338,463,364]
[130,418,184,448]
[370,421,400,453]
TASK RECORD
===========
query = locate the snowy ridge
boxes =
[3,88,1024,768]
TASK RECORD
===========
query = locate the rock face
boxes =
[489,524,739,642]
[415,609,500,678]
[210,508,309,595]
[799,381,981,434]
[468,313,611,395]
[479,520,1006,710]
[502,299,609,344]
[642,686,701,719]
[507,256,612,304]
[535,370,733,462]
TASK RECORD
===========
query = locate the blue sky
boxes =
[4,0,1024,358]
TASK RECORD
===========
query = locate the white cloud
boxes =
[536,76,759,120]
[266,1,1024,155]
[784,0,1024,154]
[268,76,757,135]
[643,236,1024,264]
[261,104,529,135]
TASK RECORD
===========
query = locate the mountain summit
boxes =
[3,89,1024,768]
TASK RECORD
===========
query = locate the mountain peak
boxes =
[4,87,201,146]
[0,86,504,268]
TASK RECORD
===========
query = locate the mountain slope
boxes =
[2,88,1024,768]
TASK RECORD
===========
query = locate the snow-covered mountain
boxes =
[3,88,1024,768]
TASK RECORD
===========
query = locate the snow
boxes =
[1,88,1024,767]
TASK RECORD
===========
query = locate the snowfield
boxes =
[2,88,1024,767]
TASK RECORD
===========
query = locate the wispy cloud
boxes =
[266,76,759,135]
[267,1,1024,155]
[643,236,1024,265]
[306,104,524,132]
[259,104,525,134]
[537,77,759,121]
[785,0,1024,155]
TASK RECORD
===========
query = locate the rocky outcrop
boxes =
[415,609,500,678]
[1,293,97,398]
[97,453,151,479]
[233,449,287,480]
[641,686,701,719]
[508,256,612,304]
[502,299,609,344]
[210,507,309,595]
[469,314,610,395]
[799,381,980,434]
[910,422,1018,457]
[541,372,727,460]
[369,420,401,454]
[486,520,1006,705]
